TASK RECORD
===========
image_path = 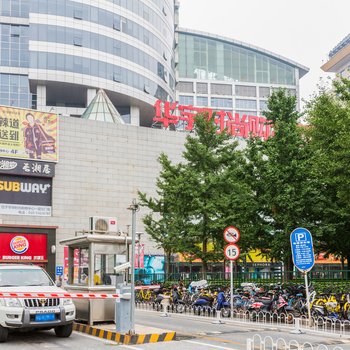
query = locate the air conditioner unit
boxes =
[89,216,118,233]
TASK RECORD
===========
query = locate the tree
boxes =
[140,113,253,275]
[138,153,184,275]
[306,77,350,270]
[245,90,319,278]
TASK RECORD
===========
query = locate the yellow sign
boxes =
[0,106,58,162]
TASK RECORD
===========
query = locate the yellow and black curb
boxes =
[73,322,176,345]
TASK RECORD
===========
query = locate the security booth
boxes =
[60,231,132,325]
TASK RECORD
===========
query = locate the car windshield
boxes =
[0,268,54,287]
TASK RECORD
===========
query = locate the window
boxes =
[235,85,256,97]
[177,81,194,93]
[259,87,270,99]
[73,36,82,47]
[236,99,257,110]
[73,8,83,20]
[113,16,121,31]
[211,83,232,96]
[211,97,232,109]
[196,96,208,106]
[179,95,194,105]
[259,100,268,111]
[197,83,208,94]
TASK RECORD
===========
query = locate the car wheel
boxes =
[54,323,73,338]
[0,326,8,343]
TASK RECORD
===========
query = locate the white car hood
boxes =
[0,285,67,293]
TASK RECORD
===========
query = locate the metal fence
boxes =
[135,270,350,286]
[135,302,350,337]
[246,334,344,350]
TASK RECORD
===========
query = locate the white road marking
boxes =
[120,346,145,350]
[185,340,239,350]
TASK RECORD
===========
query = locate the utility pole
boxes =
[127,199,139,335]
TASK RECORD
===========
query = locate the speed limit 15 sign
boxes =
[224,243,240,261]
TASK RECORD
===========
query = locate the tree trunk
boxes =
[283,255,294,282]
[346,254,350,280]
[165,251,171,276]
[202,239,208,279]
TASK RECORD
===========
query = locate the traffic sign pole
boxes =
[304,272,312,327]
[230,260,233,318]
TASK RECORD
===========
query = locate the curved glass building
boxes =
[0,0,176,125]
[177,29,309,115]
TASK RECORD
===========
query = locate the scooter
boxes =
[214,290,231,317]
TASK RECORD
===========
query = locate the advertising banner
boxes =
[0,233,47,263]
[0,174,52,216]
[0,157,55,177]
[135,243,145,268]
[0,106,58,162]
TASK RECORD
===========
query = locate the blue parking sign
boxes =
[56,265,63,276]
[290,228,315,272]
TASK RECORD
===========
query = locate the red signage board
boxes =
[0,233,47,263]
[153,100,274,140]
[135,243,145,269]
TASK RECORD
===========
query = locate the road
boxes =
[4,310,350,349]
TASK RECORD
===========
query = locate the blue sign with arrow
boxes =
[290,228,315,272]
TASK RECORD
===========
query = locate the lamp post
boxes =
[127,199,139,335]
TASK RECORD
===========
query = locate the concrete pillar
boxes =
[130,106,140,126]
[36,85,47,110]
[87,88,97,106]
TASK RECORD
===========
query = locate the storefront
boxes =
[0,225,57,277]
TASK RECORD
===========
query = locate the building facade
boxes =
[177,29,308,116]
[0,0,176,125]
[0,1,312,278]
[322,33,350,78]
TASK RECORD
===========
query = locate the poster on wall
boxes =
[0,233,47,263]
[0,106,58,162]
[143,255,165,275]
[0,174,52,216]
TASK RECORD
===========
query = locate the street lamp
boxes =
[127,199,139,335]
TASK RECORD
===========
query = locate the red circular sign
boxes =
[223,226,240,244]
[224,243,240,261]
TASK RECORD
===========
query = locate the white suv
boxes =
[0,264,76,343]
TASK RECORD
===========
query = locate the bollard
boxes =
[160,295,170,317]
[290,317,305,334]
[212,308,225,324]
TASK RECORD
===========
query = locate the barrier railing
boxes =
[134,270,350,285]
[135,302,350,336]
[246,334,344,350]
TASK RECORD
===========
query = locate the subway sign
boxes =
[0,174,52,216]
[153,100,274,140]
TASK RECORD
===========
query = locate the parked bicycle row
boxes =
[135,280,350,322]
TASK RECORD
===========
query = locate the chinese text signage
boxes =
[290,227,315,272]
[0,174,52,216]
[0,157,55,177]
[153,100,273,140]
[0,106,58,162]
[0,233,47,263]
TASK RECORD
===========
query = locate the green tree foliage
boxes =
[306,78,350,268]
[139,114,253,274]
[244,90,319,275]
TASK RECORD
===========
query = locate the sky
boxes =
[178,0,350,110]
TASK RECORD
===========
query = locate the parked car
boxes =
[0,264,76,342]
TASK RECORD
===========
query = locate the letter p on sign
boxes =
[296,233,306,242]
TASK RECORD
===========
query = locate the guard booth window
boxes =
[94,254,115,286]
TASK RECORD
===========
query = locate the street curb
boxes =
[73,322,176,344]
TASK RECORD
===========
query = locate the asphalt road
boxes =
[4,310,350,350]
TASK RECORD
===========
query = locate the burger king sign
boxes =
[10,236,29,255]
